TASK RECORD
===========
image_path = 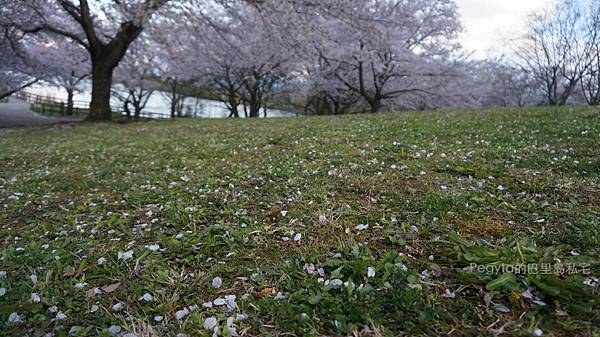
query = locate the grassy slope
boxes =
[0,107,598,337]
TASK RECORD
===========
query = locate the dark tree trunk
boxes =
[369,98,381,113]
[169,81,178,118]
[87,64,114,121]
[134,105,141,119]
[228,107,240,118]
[246,95,261,118]
[248,102,260,118]
[227,93,240,118]
[124,100,131,119]
[66,88,74,115]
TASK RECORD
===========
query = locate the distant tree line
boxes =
[0,0,598,121]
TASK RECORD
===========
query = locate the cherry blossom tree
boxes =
[580,0,600,105]
[4,0,171,120]
[251,0,465,113]
[113,38,160,119]
[0,21,39,100]
[515,0,593,106]
[466,59,540,108]
[28,38,90,114]
[148,16,196,118]
[173,2,297,118]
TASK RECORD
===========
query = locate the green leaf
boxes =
[308,294,322,305]
[448,231,472,247]
[529,277,560,297]
[486,272,516,291]
[330,267,343,279]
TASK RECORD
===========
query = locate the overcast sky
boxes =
[455,0,553,58]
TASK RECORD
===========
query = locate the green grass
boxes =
[0,106,598,337]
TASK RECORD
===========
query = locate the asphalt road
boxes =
[0,98,82,128]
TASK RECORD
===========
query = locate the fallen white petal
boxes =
[31,293,41,303]
[144,244,160,251]
[8,312,21,323]
[175,308,189,320]
[203,317,218,330]
[212,277,223,289]
[139,293,153,302]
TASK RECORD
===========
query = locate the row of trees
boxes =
[1,0,599,121]
[516,0,600,106]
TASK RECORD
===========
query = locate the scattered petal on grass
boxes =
[8,312,21,323]
[212,277,223,289]
[0,288,5,297]
[74,282,87,289]
[154,315,164,322]
[293,233,302,241]
[367,267,375,278]
[86,287,102,298]
[225,295,237,309]
[97,257,106,265]
[118,250,133,260]
[111,303,122,312]
[443,289,456,298]
[175,308,189,320]
[144,244,160,251]
[329,279,343,287]
[203,317,218,330]
[139,293,153,302]
[55,312,67,320]
[90,305,99,313]
[108,326,122,334]
[31,293,41,302]
[354,224,369,231]
[493,303,510,313]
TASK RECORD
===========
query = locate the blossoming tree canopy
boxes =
[3,0,171,120]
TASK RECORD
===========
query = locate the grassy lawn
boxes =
[0,107,598,337]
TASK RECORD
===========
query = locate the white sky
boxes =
[455,0,554,58]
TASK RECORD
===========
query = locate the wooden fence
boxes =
[16,91,89,116]
[15,91,169,120]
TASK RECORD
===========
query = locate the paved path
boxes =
[0,98,83,128]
